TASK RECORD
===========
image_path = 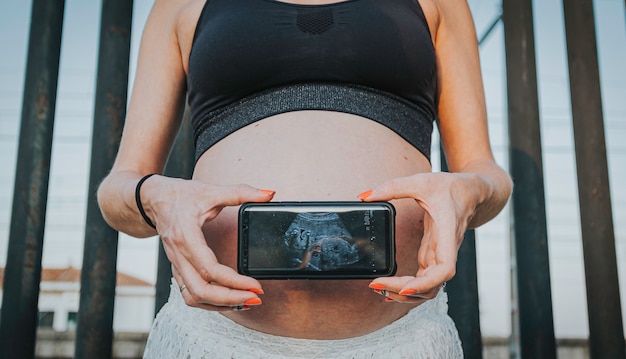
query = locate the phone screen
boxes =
[238,202,396,279]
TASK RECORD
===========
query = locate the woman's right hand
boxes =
[140,175,275,311]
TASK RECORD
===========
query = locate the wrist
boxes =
[460,167,511,229]
[136,173,158,229]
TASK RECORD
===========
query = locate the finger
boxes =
[185,302,252,312]
[166,223,264,293]
[369,275,416,294]
[172,267,185,293]
[177,255,262,305]
[358,176,424,203]
[201,261,264,295]
[370,283,441,303]
[164,230,263,306]
[175,256,262,308]
[175,274,234,311]
[212,184,275,208]
[377,290,429,304]
[194,280,263,307]
[179,287,256,312]
[369,279,429,304]
[369,276,415,302]
[369,254,453,299]
[401,264,455,298]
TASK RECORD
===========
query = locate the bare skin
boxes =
[197,113,429,338]
[97,0,512,341]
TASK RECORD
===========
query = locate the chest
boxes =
[187,0,436,105]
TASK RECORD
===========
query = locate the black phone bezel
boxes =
[238,201,397,279]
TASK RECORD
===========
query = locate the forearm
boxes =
[97,170,159,238]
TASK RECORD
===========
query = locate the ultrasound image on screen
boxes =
[245,207,391,273]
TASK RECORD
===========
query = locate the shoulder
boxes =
[144,0,203,36]
[143,0,205,30]
[174,0,207,35]
[418,0,476,46]
[144,0,206,70]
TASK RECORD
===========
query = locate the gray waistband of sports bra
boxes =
[193,83,434,162]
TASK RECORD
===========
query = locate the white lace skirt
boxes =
[144,280,463,358]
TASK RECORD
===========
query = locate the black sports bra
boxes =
[187,0,438,161]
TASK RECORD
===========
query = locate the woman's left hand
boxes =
[359,171,485,303]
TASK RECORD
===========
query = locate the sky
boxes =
[1,0,625,339]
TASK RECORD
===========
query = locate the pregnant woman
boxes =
[97,0,512,357]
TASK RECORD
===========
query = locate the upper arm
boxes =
[112,0,189,175]
[431,0,495,172]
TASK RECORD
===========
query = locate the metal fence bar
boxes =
[447,229,482,358]
[154,242,173,317]
[561,1,625,357]
[154,110,195,316]
[502,0,557,357]
[0,1,65,358]
[74,0,133,358]
[440,146,483,359]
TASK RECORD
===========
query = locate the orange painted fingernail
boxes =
[358,190,373,200]
[399,289,417,296]
[260,190,275,196]
[247,288,264,295]
[244,298,262,305]
[385,297,395,302]
[368,283,386,290]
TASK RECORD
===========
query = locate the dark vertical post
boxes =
[0,1,65,358]
[562,1,625,358]
[154,110,195,316]
[446,230,483,358]
[440,147,483,359]
[154,242,173,316]
[502,0,557,358]
[74,1,133,358]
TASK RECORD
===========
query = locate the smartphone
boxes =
[238,201,396,279]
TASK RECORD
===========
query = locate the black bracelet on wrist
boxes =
[135,173,157,230]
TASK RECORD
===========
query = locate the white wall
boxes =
[14,282,156,333]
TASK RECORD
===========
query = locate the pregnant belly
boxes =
[193,110,432,339]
